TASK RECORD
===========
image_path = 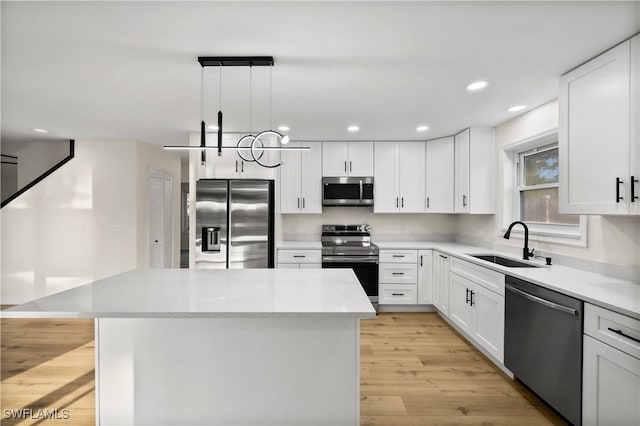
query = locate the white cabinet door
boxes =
[448,273,473,333]
[300,142,322,213]
[631,35,640,215]
[348,142,374,176]
[433,252,450,315]
[583,335,640,426]
[322,142,349,177]
[399,142,426,212]
[559,38,633,215]
[280,143,303,213]
[454,129,470,213]
[417,250,433,304]
[374,142,400,213]
[280,142,322,214]
[426,137,454,213]
[471,283,504,362]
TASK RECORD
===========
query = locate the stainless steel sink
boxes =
[468,254,542,268]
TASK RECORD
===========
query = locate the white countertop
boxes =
[2,269,376,319]
[277,239,639,319]
[377,241,640,319]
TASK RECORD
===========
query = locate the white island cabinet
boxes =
[2,269,375,426]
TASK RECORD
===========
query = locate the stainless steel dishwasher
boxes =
[505,276,583,426]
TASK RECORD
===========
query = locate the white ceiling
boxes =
[2,1,639,148]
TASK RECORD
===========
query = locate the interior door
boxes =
[149,168,173,268]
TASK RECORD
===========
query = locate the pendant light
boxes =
[164,56,308,159]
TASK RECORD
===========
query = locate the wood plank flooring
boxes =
[360,313,567,425]
[1,311,567,425]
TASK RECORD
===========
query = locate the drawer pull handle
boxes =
[392,293,405,296]
[392,255,405,258]
[439,254,448,259]
[607,327,640,344]
[392,272,405,276]
[293,255,306,258]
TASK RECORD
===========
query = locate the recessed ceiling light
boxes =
[33,128,48,133]
[207,125,219,131]
[466,81,488,92]
[347,125,360,132]
[507,105,527,112]
[416,125,429,132]
[278,125,290,132]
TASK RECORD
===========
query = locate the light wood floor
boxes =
[1,311,567,425]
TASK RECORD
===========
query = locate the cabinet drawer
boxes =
[450,257,505,295]
[379,284,418,304]
[379,250,418,263]
[585,303,640,359]
[379,263,418,284]
[277,250,322,264]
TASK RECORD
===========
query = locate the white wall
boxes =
[1,139,182,304]
[456,100,640,268]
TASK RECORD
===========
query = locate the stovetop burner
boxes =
[321,224,378,255]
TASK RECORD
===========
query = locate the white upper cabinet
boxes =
[198,133,277,180]
[560,35,639,215]
[322,142,374,176]
[374,142,426,213]
[425,136,455,213]
[280,142,322,214]
[454,128,495,214]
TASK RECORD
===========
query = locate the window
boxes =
[501,131,586,246]
[518,145,580,226]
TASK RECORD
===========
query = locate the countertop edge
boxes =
[1,311,378,320]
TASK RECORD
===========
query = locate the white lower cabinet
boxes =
[378,249,418,304]
[276,249,322,269]
[379,284,417,304]
[583,303,640,425]
[448,258,505,362]
[417,250,433,304]
[433,251,450,315]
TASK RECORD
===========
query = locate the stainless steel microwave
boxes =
[322,177,374,206]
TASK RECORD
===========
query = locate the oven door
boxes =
[322,255,378,300]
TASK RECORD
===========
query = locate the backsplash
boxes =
[280,207,457,241]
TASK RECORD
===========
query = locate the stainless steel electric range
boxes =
[321,224,379,302]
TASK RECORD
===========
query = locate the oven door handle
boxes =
[506,284,577,316]
[322,256,379,264]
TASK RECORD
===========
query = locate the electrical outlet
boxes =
[112,225,122,236]
[400,225,406,233]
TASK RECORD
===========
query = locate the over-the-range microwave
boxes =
[322,177,374,206]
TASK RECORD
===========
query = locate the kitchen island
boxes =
[3,268,376,426]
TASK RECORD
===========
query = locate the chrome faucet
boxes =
[503,221,534,260]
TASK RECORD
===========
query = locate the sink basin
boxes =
[468,254,542,268]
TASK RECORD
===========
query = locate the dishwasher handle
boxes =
[506,284,577,316]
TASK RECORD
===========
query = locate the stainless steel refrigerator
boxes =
[195,179,274,269]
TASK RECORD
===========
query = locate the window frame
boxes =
[500,129,587,246]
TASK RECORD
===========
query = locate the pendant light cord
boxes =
[269,65,273,130]
[249,66,252,133]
